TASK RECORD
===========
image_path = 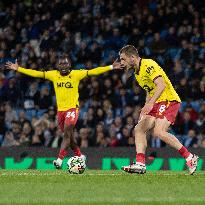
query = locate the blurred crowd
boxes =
[0,0,204,149]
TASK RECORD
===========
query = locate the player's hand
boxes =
[5,59,19,71]
[140,102,154,116]
[112,58,123,70]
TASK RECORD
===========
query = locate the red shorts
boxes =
[148,101,181,124]
[57,108,79,132]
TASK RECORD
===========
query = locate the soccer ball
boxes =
[67,156,86,174]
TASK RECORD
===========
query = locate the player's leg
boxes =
[54,108,85,169]
[64,108,84,157]
[53,111,67,169]
[65,124,82,157]
[153,117,198,174]
[122,115,155,173]
[61,124,75,155]
[153,117,182,149]
[65,123,86,163]
[135,115,156,163]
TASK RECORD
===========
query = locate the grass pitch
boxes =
[0,170,205,205]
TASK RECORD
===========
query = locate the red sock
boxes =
[73,147,82,157]
[178,146,191,159]
[136,153,145,164]
[58,149,68,160]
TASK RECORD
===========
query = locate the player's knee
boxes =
[134,125,139,134]
[65,124,74,129]
[153,128,163,139]
[134,124,144,136]
[64,124,74,134]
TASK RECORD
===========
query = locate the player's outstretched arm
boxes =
[87,59,122,76]
[6,60,44,78]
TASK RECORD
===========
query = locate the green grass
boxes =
[0,170,205,205]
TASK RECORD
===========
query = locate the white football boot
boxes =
[122,162,146,174]
[186,154,199,175]
[53,158,63,169]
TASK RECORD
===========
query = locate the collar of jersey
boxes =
[135,58,142,75]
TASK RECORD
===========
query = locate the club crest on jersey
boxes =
[146,66,155,75]
[57,82,73,88]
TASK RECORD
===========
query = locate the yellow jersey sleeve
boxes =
[74,70,88,80]
[87,66,112,76]
[18,67,58,82]
[74,66,112,81]
[44,70,57,81]
[18,67,44,78]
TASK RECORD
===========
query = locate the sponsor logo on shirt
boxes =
[57,82,73,88]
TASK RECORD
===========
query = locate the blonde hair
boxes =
[119,45,139,57]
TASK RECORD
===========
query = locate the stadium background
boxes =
[0,0,204,169]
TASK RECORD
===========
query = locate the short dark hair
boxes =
[119,45,139,57]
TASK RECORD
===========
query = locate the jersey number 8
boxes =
[159,105,166,113]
